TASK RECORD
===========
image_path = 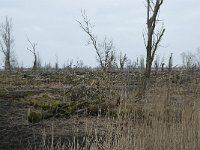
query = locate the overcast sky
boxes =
[0,0,200,67]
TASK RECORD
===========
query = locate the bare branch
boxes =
[27,37,38,71]
[152,28,165,59]
[77,10,116,72]
[27,37,37,54]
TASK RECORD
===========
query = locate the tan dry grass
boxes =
[70,73,200,150]
[23,71,200,150]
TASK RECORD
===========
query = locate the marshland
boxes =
[0,0,200,149]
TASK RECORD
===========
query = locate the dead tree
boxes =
[168,53,173,72]
[55,55,59,71]
[77,10,116,72]
[160,56,165,71]
[154,55,160,72]
[139,56,145,72]
[27,38,38,71]
[143,0,165,78]
[0,17,14,71]
[181,52,196,70]
[119,52,127,71]
[136,0,166,97]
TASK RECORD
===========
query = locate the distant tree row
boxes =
[0,17,40,71]
[0,0,199,76]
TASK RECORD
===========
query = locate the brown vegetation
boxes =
[0,69,200,149]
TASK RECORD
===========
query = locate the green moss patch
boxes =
[28,93,63,109]
[30,98,62,109]
[25,90,120,122]
[28,109,54,123]
[28,110,43,123]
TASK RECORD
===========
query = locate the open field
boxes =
[0,69,200,150]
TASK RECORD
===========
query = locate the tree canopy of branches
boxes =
[77,10,116,72]
[0,17,14,71]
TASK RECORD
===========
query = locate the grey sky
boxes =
[0,0,200,67]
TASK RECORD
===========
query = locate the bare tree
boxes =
[37,52,42,69]
[77,10,116,72]
[139,56,145,71]
[143,0,165,78]
[119,52,127,71]
[168,53,173,72]
[44,62,52,72]
[0,17,14,71]
[63,59,73,71]
[55,55,59,70]
[181,52,196,69]
[154,55,160,72]
[196,48,200,67]
[160,56,165,71]
[126,59,137,71]
[75,58,84,69]
[27,38,38,71]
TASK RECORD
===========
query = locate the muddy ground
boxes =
[0,94,109,149]
[0,71,128,149]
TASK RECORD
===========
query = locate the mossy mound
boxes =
[28,93,63,109]
[54,100,117,117]
[28,110,43,123]
[27,109,53,123]
[26,90,120,122]
[55,100,90,116]
[87,103,99,115]
[30,98,62,109]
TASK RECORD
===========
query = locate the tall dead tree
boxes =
[143,0,165,78]
[27,38,38,71]
[168,53,173,72]
[0,17,14,71]
[77,10,116,72]
[119,52,127,71]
